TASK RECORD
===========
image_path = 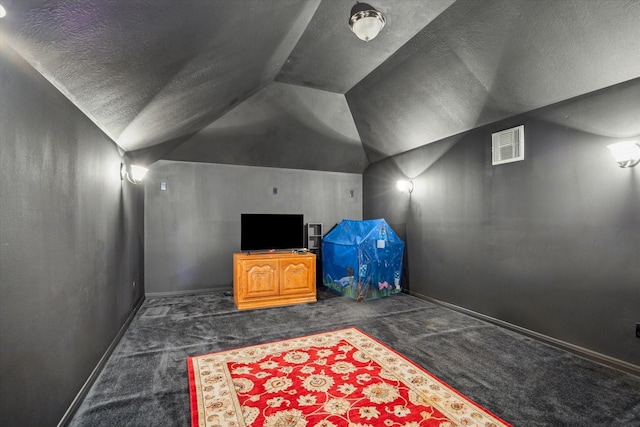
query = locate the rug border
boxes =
[187,353,199,427]
[353,327,511,425]
[187,326,511,427]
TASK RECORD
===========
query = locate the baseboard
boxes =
[57,295,146,427]
[145,285,232,298]
[406,290,640,378]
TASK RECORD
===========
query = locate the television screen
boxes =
[241,214,304,251]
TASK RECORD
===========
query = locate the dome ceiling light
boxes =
[349,2,386,42]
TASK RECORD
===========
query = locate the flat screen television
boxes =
[241,213,304,251]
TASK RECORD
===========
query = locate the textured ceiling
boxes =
[2,0,640,173]
[164,82,369,173]
[347,0,640,163]
[276,0,455,93]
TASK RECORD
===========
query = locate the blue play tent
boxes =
[322,218,405,300]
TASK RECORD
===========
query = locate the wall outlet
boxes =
[636,323,640,339]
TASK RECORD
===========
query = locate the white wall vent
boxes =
[492,125,524,165]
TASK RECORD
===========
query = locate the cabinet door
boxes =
[280,257,315,295]
[241,259,279,299]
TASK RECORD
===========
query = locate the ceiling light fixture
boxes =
[349,2,386,42]
[607,141,640,168]
[0,4,7,18]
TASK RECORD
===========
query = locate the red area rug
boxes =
[188,327,511,427]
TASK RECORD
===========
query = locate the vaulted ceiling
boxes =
[2,0,640,173]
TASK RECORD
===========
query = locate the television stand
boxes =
[233,251,316,310]
[244,248,309,256]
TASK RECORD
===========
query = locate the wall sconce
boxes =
[349,3,386,42]
[121,163,149,184]
[396,180,413,193]
[607,141,640,168]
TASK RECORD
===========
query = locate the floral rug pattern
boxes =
[188,328,511,427]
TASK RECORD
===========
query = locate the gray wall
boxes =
[0,43,144,426]
[364,105,640,369]
[145,160,362,294]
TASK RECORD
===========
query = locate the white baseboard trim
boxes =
[57,295,146,427]
[406,290,640,378]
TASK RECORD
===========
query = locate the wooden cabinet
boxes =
[233,252,316,310]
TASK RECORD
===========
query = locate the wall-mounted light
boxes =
[0,4,7,19]
[396,180,413,193]
[349,3,386,42]
[607,141,640,168]
[121,163,149,184]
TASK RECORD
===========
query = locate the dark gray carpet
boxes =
[69,288,640,426]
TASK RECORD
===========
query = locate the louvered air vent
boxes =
[492,125,524,165]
